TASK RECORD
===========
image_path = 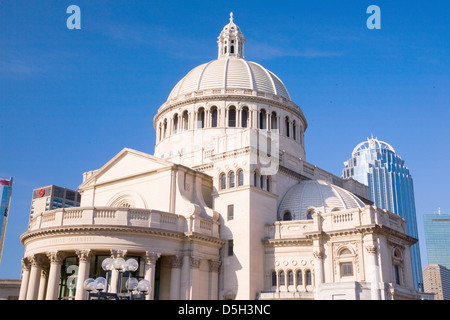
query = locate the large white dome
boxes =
[167,58,291,101]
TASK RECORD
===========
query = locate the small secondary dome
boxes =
[167,13,291,101]
[278,180,365,220]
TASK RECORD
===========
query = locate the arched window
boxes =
[197,108,205,128]
[279,271,285,286]
[271,112,277,130]
[182,110,189,131]
[228,106,236,127]
[266,176,270,192]
[211,107,218,127]
[283,211,292,221]
[296,270,303,285]
[220,173,226,190]
[293,120,297,140]
[306,209,314,220]
[229,171,235,188]
[253,171,258,187]
[285,117,290,137]
[305,270,312,285]
[288,271,294,286]
[271,271,277,286]
[241,107,249,128]
[163,119,168,138]
[260,175,264,189]
[259,109,267,129]
[173,114,179,134]
[238,170,244,186]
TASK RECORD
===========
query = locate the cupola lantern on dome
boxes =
[217,12,246,59]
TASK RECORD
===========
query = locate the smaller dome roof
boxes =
[278,180,365,220]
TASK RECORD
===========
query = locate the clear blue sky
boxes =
[0,0,448,279]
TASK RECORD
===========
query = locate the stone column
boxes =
[37,268,49,300]
[45,251,65,300]
[144,251,160,300]
[75,249,92,300]
[26,255,43,300]
[169,255,183,300]
[209,260,221,300]
[365,244,381,300]
[109,249,127,293]
[313,250,324,300]
[189,256,202,300]
[18,257,31,300]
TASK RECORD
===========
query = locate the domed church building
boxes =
[19,14,419,300]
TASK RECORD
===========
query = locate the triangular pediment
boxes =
[79,148,174,189]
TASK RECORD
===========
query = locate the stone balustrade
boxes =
[267,206,407,240]
[28,206,219,238]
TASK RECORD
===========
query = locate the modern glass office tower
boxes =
[0,178,13,264]
[342,137,423,290]
[424,213,450,269]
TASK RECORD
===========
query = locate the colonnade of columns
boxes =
[18,249,221,300]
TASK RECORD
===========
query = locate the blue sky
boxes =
[0,0,448,279]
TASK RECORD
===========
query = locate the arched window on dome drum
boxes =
[163,119,168,138]
[229,171,235,188]
[173,114,179,134]
[241,107,249,128]
[266,176,270,192]
[182,111,188,131]
[211,107,218,127]
[283,211,292,221]
[260,175,264,189]
[230,45,235,54]
[271,112,277,130]
[259,109,267,129]
[228,106,236,127]
[306,209,313,220]
[220,173,226,190]
[285,117,290,137]
[197,108,205,128]
[238,170,244,186]
[293,120,297,140]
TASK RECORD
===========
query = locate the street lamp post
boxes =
[84,257,151,300]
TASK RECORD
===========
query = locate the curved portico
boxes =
[19,206,223,300]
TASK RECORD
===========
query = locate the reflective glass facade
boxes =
[424,214,450,269]
[0,178,13,264]
[342,138,423,291]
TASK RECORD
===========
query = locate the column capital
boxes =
[110,249,127,259]
[169,255,183,269]
[21,257,31,271]
[190,256,202,269]
[208,260,221,272]
[365,245,377,255]
[46,251,66,264]
[313,250,323,260]
[144,251,161,265]
[29,254,45,267]
[75,249,93,262]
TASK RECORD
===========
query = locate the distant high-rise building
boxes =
[342,137,423,290]
[0,178,13,264]
[29,185,81,221]
[424,213,450,269]
[423,264,450,300]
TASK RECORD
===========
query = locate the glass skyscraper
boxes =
[424,213,450,269]
[0,178,13,264]
[342,137,423,291]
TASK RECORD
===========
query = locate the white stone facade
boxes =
[18,13,419,300]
